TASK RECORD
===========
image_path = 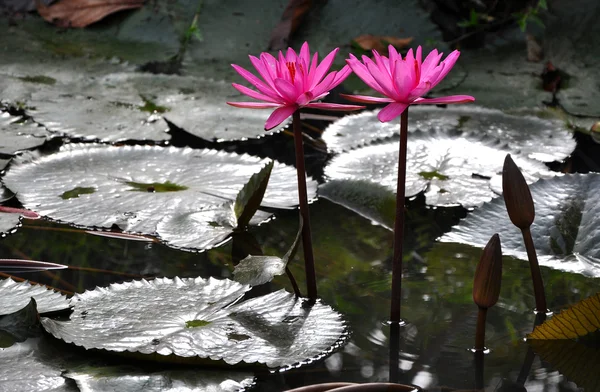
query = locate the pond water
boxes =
[1,182,596,390]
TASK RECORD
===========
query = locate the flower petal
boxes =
[299,42,310,69]
[331,64,352,88]
[420,49,442,79]
[305,102,365,111]
[430,50,460,88]
[265,105,297,130]
[377,102,409,122]
[250,55,277,90]
[232,64,279,99]
[274,78,301,102]
[366,59,398,100]
[340,94,394,103]
[227,101,281,109]
[232,83,280,103]
[310,71,337,99]
[411,95,475,105]
[311,48,339,89]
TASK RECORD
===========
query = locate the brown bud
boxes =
[473,234,503,309]
[502,154,535,229]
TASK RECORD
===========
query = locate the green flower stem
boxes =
[292,110,317,302]
[521,227,548,313]
[390,108,409,323]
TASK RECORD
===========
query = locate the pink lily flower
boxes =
[227,42,364,130]
[343,45,475,122]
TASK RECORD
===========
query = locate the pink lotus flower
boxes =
[227,42,364,130]
[343,46,475,122]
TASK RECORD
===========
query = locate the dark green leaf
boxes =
[234,161,274,228]
[0,298,41,347]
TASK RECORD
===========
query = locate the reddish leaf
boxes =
[36,0,145,28]
[85,230,155,242]
[0,258,67,272]
[268,0,313,51]
[352,35,413,53]
[541,61,562,93]
[0,206,40,219]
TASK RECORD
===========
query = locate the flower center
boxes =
[286,62,296,83]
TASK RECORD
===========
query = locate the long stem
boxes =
[521,227,547,313]
[292,110,317,302]
[475,307,488,351]
[390,108,409,323]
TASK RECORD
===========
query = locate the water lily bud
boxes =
[473,234,503,309]
[502,154,535,229]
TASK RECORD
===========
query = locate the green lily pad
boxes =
[41,277,347,368]
[2,144,316,234]
[323,122,556,208]
[441,174,600,277]
[0,112,50,155]
[0,278,70,316]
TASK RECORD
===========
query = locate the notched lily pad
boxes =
[41,277,347,369]
[0,278,70,316]
[441,174,600,277]
[323,124,556,207]
[0,112,50,155]
[322,107,575,163]
[3,144,316,234]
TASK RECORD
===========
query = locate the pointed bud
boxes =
[502,154,535,229]
[473,234,503,309]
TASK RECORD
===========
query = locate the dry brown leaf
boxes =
[36,0,145,28]
[268,0,313,51]
[352,35,414,53]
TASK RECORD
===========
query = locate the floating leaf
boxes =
[0,298,40,348]
[0,259,67,273]
[235,161,274,228]
[441,174,600,276]
[234,215,303,286]
[323,122,556,208]
[3,144,316,234]
[0,278,70,316]
[528,339,600,392]
[322,107,575,163]
[0,210,22,237]
[0,337,254,392]
[528,293,600,340]
[318,180,396,230]
[0,112,49,155]
[36,0,146,28]
[41,277,347,368]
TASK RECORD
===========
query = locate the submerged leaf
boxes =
[0,278,70,316]
[41,277,347,368]
[528,293,600,340]
[0,298,40,347]
[3,144,315,234]
[234,215,303,286]
[441,174,600,276]
[234,161,274,228]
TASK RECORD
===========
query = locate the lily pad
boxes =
[323,124,556,207]
[41,277,347,368]
[0,278,70,316]
[0,338,254,392]
[440,174,600,277]
[0,210,22,237]
[0,112,50,155]
[322,107,575,162]
[2,144,316,234]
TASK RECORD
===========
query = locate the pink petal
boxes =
[260,52,280,81]
[430,50,460,88]
[310,71,337,99]
[392,58,412,100]
[340,94,394,103]
[412,95,475,105]
[372,50,391,77]
[420,49,442,79]
[227,101,281,109]
[232,83,280,103]
[415,46,422,68]
[346,56,381,93]
[331,64,352,87]
[366,60,398,100]
[407,80,432,101]
[274,78,300,102]
[305,102,365,111]
[387,45,400,64]
[232,64,278,99]
[286,47,298,63]
[265,105,297,130]
[377,102,409,122]
[307,52,319,88]
[311,47,339,89]
[297,91,314,106]
[250,55,277,90]
[299,42,310,69]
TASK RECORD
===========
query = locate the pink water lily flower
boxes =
[227,42,364,130]
[343,45,475,122]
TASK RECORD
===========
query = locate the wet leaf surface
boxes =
[441,174,600,277]
[41,277,347,368]
[0,278,69,316]
[529,293,600,340]
[2,144,316,234]
[323,114,557,207]
[0,298,41,348]
[0,112,50,155]
[36,0,146,28]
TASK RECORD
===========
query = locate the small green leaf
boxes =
[138,96,169,113]
[419,171,449,181]
[60,187,96,200]
[18,75,56,85]
[528,14,545,29]
[538,0,548,10]
[234,161,274,228]
[185,320,211,328]
[125,181,188,192]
